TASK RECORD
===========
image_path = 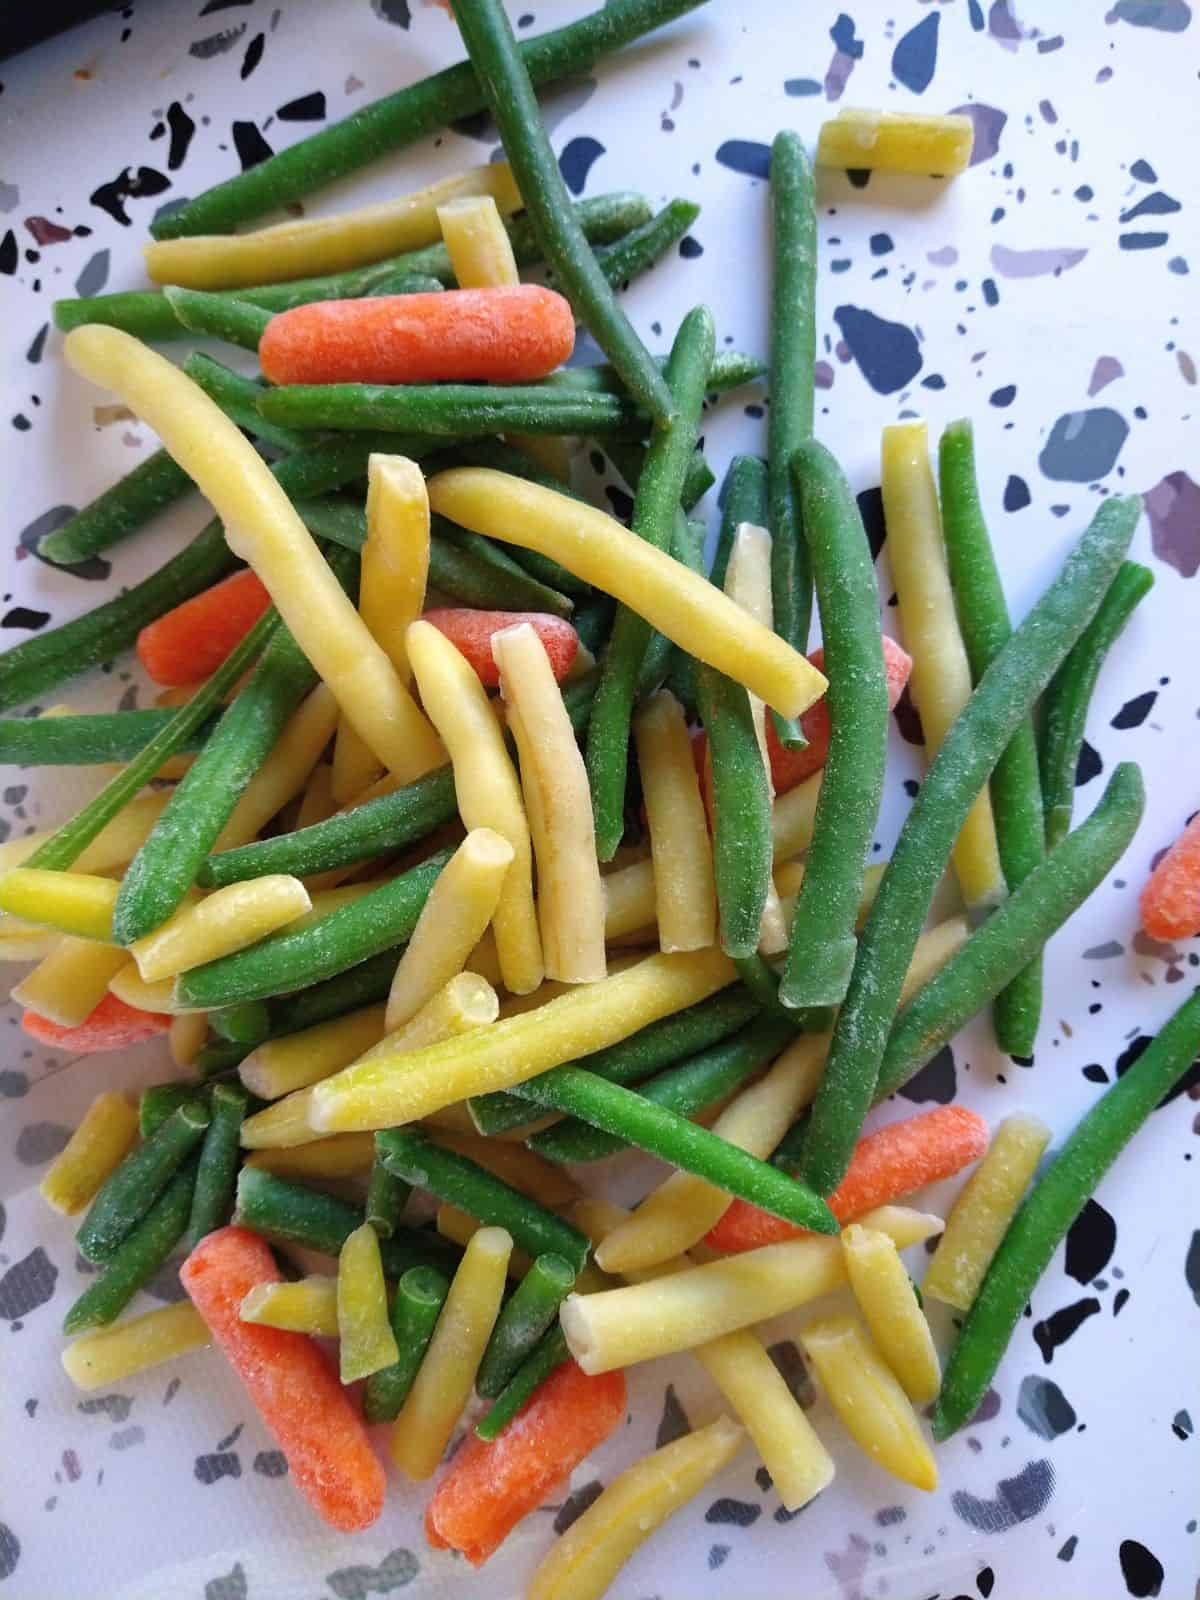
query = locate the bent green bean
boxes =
[780,440,888,1008]
[76,1100,210,1264]
[64,1160,198,1335]
[476,1323,569,1440]
[453,0,676,424]
[933,975,1200,1441]
[476,1252,576,1398]
[187,1082,248,1248]
[940,418,1046,1057]
[362,1265,449,1422]
[1040,561,1154,852]
[795,494,1143,1198]
[586,305,716,859]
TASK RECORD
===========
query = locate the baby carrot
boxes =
[22,993,172,1054]
[181,1226,386,1531]
[136,569,272,688]
[425,1359,627,1566]
[1140,810,1200,940]
[706,1106,990,1254]
[259,285,575,387]
[423,608,578,689]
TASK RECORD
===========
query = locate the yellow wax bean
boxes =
[63,329,444,783]
[40,1091,138,1216]
[246,1133,377,1181]
[0,919,61,963]
[842,1224,941,1405]
[0,868,117,941]
[635,690,716,953]
[384,829,513,1031]
[12,937,129,1026]
[426,471,828,718]
[390,1225,510,1479]
[239,1087,318,1150]
[169,1010,209,1068]
[144,163,523,289]
[309,947,735,1133]
[62,1303,211,1391]
[595,1032,829,1275]
[801,1314,937,1491]
[438,193,521,288]
[430,1130,579,1211]
[437,1203,534,1280]
[817,107,974,177]
[295,762,337,831]
[338,1223,400,1383]
[109,963,177,1014]
[924,1111,1051,1312]
[212,682,341,852]
[240,1277,339,1338]
[882,421,1006,911]
[134,875,310,982]
[240,1004,388,1100]
[527,1416,746,1600]
[560,1205,943,1374]
[363,453,431,683]
[330,720,383,808]
[494,623,605,983]
[407,620,541,994]
[368,970,499,1054]
[725,523,789,954]
[0,791,169,876]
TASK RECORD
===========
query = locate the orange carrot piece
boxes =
[181,1226,386,1532]
[22,992,172,1053]
[423,608,578,689]
[137,568,272,687]
[259,285,575,387]
[706,1106,989,1254]
[1140,810,1200,941]
[424,1359,626,1567]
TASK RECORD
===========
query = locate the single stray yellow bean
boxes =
[817,108,974,176]
[62,1303,211,1390]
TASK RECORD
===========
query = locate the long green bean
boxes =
[606,440,714,513]
[259,382,641,438]
[711,453,769,591]
[780,440,888,1007]
[940,418,1045,1057]
[696,662,772,959]
[0,708,213,766]
[38,452,194,567]
[795,495,1142,1197]
[933,974,1200,1441]
[452,0,676,423]
[586,198,701,295]
[476,1252,576,1398]
[475,1324,569,1440]
[187,1083,248,1248]
[362,1266,449,1422]
[542,348,762,400]
[266,949,403,1037]
[76,1100,209,1264]
[586,305,716,858]
[64,1160,198,1334]
[180,354,308,454]
[1040,561,1154,851]
[433,514,574,617]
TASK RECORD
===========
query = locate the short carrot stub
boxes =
[706,1105,989,1253]
[425,1359,626,1567]
[423,608,578,689]
[22,992,172,1054]
[181,1226,386,1532]
[137,568,272,687]
[259,285,575,387]
[1140,811,1200,941]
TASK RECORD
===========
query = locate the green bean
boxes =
[529,1014,794,1165]
[573,595,617,658]
[23,611,275,873]
[362,1265,449,1423]
[0,708,214,767]
[177,849,451,1009]
[605,440,714,513]
[64,1160,198,1335]
[180,353,308,455]
[259,382,641,439]
[112,596,336,942]
[432,514,574,617]
[451,0,676,422]
[780,441,888,1008]
[933,972,1200,1442]
[267,949,403,1037]
[366,270,446,298]
[139,1082,207,1138]
[76,1100,210,1264]
[376,1128,590,1272]
[1040,561,1154,852]
[767,131,818,748]
[411,192,654,284]
[195,1041,253,1081]
[795,495,1142,1197]
[696,663,772,959]
[470,986,758,1136]
[710,453,769,591]
[636,512,702,700]
[37,452,194,567]
[542,348,763,399]
[187,1083,248,1248]
[209,1001,271,1049]
[513,1060,835,1229]
[476,1253,576,1398]
[587,198,700,296]
[939,418,1045,1057]
[878,763,1144,1102]
[233,1166,462,1278]
[366,1158,412,1240]
[165,286,272,352]
[476,1323,569,1439]
[151,0,698,239]
[587,305,716,858]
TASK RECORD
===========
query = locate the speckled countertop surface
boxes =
[0,2,1197,1597]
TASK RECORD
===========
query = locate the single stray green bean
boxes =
[794,494,1142,1198]
[476,1252,576,1398]
[1039,561,1154,852]
[187,1082,248,1248]
[64,1160,198,1334]
[75,1099,210,1264]
[933,973,1200,1441]
[362,1265,449,1422]
[476,1323,569,1440]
